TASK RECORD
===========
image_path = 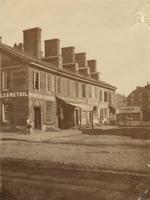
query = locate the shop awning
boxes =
[57,96,93,111]
[68,102,93,111]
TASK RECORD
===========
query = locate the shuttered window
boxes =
[2,71,10,90]
[46,101,53,123]
[75,82,79,97]
[82,84,86,98]
[33,70,40,90]
[2,104,10,122]
[57,77,61,94]
[46,74,54,93]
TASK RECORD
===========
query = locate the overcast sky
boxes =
[0,0,150,96]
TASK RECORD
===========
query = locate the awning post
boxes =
[79,108,82,131]
[91,110,94,130]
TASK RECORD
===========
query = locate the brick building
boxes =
[127,83,150,121]
[0,27,116,131]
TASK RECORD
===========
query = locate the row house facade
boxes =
[0,27,116,131]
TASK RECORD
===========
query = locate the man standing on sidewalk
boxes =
[26,116,32,134]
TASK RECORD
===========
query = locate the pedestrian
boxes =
[26,116,32,134]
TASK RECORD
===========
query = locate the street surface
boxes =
[1,159,150,200]
[0,128,150,199]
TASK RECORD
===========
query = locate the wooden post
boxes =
[91,110,94,130]
[79,108,82,131]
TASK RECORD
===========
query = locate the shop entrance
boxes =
[34,107,41,129]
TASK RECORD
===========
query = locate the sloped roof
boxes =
[0,42,116,90]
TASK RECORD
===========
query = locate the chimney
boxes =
[44,39,60,57]
[63,63,79,73]
[90,72,100,81]
[75,52,86,67]
[23,27,41,58]
[43,39,62,68]
[75,52,90,77]
[61,47,75,64]
[87,60,97,73]
[13,43,23,51]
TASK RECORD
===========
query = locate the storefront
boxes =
[28,92,56,131]
[57,96,93,129]
[0,91,56,131]
[0,91,28,130]
[116,106,142,126]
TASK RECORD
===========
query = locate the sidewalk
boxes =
[1,128,150,148]
[0,129,81,142]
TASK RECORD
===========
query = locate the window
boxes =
[82,84,86,98]
[94,87,98,99]
[100,90,102,101]
[57,77,61,94]
[2,71,10,90]
[88,85,92,98]
[75,82,79,97]
[67,79,70,96]
[108,92,112,103]
[93,106,98,112]
[139,92,142,96]
[104,91,108,102]
[33,70,40,90]
[2,104,10,122]
[46,74,54,93]
[139,97,142,102]
[46,101,53,123]
[131,98,134,103]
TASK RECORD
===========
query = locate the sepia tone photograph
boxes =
[0,0,150,199]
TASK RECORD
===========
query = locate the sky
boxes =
[0,0,150,96]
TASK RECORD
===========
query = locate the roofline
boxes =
[0,42,116,91]
[30,61,116,90]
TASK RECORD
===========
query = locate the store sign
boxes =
[58,95,87,104]
[0,91,54,101]
[29,92,55,101]
[117,106,141,114]
[88,99,98,105]
[0,91,28,98]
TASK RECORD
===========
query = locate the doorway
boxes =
[34,107,41,129]
[75,109,79,126]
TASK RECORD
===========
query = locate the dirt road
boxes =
[1,159,150,200]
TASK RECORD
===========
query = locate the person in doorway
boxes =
[26,116,32,134]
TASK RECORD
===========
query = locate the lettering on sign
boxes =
[0,91,28,98]
[29,92,55,101]
[88,99,98,105]
[117,106,141,114]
